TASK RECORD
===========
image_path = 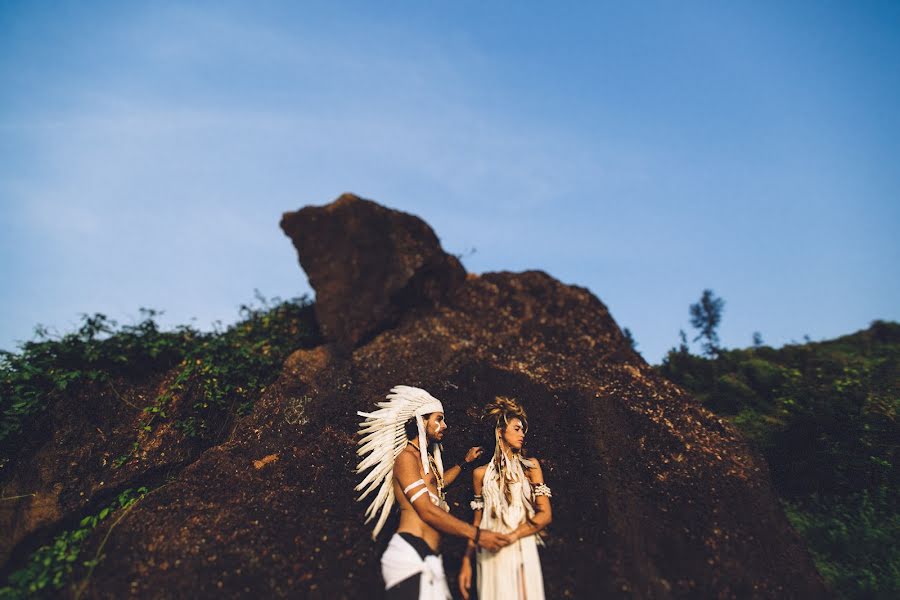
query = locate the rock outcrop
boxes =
[280,194,466,351]
[2,194,829,599]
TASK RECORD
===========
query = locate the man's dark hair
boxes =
[405,414,432,440]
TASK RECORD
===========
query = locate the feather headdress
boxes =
[355,385,445,539]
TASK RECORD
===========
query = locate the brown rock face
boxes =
[2,195,830,599]
[280,193,466,351]
[0,374,204,569]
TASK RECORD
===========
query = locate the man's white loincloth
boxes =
[381,533,451,600]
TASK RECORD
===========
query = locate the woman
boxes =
[458,396,552,600]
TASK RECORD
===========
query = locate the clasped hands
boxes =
[475,528,515,552]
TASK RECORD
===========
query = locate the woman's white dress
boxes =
[476,456,545,600]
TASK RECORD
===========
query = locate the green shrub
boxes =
[1,293,320,465]
[0,487,148,599]
[110,293,320,466]
[708,372,757,414]
[0,309,196,460]
[782,487,900,599]
[657,321,900,598]
[740,357,789,401]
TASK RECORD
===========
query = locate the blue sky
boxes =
[1,1,898,364]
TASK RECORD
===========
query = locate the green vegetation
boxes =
[689,288,725,357]
[783,487,899,599]
[658,319,900,599]
[0,292,319,595]
[0,486,149,599]
[113,292,319,467]
[0,308,192,461]
[0,292,319,465]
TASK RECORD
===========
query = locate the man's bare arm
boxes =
[442,464,463,487]
[443,446,483,487]
[394,451,510,551]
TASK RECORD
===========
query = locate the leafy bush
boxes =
[1,292,320,465]
[659,321,899,498]
[782,486,899,599]
[0,309,196,460]
[657,320,900,599]
[0,487,148,599]
[109,293,319,466]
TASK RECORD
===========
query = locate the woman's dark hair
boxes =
[405,414,432,440]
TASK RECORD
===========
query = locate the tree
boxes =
[689,289,725,357]
[678,329,689,354]
[623,327,638,350]
[678,329,689,353]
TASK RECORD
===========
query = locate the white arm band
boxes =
[409,488,429,503]
[403,479,425,495]
[532,483,552,498]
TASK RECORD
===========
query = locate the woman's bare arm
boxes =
[509,458,552,540]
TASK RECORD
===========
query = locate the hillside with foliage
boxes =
[657,320,900,599]
[0,293,320,598]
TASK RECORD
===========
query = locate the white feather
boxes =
[354,385,445,539]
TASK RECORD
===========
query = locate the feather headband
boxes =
[355,385,444,538]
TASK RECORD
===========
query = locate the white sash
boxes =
[380,533,451,600]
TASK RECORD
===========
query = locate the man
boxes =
[357,385,512,599]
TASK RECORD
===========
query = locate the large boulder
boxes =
[280,193,466,351]
[4,195,830,599]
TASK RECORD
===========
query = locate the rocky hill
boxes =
[1,194,829,598]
